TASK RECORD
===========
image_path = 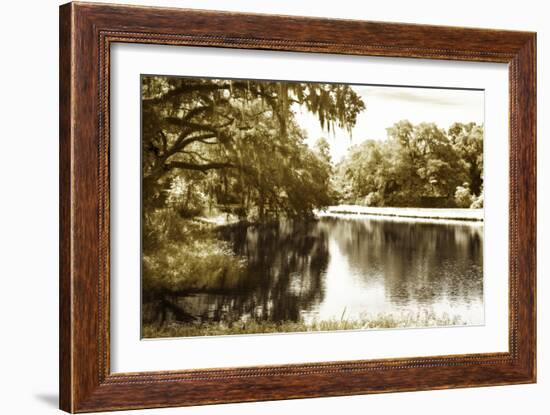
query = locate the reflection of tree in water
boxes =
[320,217,483,308]
[143,217,484,327]
[146,220,330,325]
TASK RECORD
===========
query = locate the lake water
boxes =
[152,214,484,329]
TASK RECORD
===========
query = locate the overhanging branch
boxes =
[164,161,237,173]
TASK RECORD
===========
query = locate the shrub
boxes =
[454,184,474,208]
[470,189,484,208]
[142,238,246,296]
[142,209,247,298]
[364,191,383,207]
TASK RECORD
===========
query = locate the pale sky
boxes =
[298,85,485,162]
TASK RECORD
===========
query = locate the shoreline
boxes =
[322,205,484,222]
[142,311,468,338]
[194,205,484,227]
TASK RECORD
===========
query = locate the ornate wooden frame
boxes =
[59,2,536,412]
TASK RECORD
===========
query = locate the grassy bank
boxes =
[142,209,247,299]
[143,312,465,338]
[322,205,483,221]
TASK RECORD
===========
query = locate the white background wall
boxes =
[0,1,546,414]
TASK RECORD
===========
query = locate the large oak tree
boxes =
[141,76,365,218]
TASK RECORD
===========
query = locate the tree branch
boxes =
[158,130,167,153]
[163,132,218,160]
[164,161,238,173]
[143,84,229,104]
[142,81,252,104]
[180,150,218,163]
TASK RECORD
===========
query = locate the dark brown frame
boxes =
[59,2,536,412]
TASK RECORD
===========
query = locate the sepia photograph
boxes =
[46,1,538,412]
[141,75,484,338]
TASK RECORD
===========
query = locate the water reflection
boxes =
[144,216,484,328]
[310,216,483,325]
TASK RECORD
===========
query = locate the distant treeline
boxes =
[334,121,483,208]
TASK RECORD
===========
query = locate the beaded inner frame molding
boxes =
[59,2,536,412]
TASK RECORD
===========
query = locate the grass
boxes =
[142,208,247,297]
[142,311,466,338]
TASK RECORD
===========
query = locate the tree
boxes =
[448,122,484,196]
[336,120,482,208]
[387,121,468,203]
[313,137,332,166]
[142,76,365,219]
[455,184,474,208]
[335,139,389,205]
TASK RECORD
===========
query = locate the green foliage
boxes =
[335,121,483,208]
